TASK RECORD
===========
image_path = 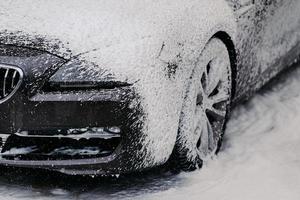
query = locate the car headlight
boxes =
[43,60,132,91]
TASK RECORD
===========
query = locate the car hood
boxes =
[0,0,236,85]
[0,0,187,59]
[0,0,235,58]
[0,0,198,84]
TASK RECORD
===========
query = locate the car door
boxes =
[230,0,300,100]
[254,0,300,74]
[227,0,258,99]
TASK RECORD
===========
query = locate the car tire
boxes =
[170,38,232,171]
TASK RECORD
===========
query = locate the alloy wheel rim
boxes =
[193,58,231,160]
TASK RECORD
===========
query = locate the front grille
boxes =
[0,64,23,103]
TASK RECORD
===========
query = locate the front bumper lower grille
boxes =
[0,126,122,161]
[0,64,23,103]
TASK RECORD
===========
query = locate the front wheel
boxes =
[171,38,232,171]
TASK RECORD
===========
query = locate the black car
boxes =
[0,0,299,175]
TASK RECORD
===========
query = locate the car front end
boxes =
[0,44,150,175]
[0,0,237,176]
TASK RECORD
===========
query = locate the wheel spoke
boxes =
[206,60,224,95]
[198,117,209,154]
[207,107,226,118]
[198,115,216,156]
[194,107,203,132]
[209,90,229,104]
[206,117,216,151]
[201,69,209,94]
[207,73,220,95]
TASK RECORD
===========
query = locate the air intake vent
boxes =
[0,64,23,103]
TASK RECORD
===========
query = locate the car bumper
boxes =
[0,85,148,175]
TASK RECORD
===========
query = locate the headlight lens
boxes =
[42,80,131,91]
[43,61,132,91]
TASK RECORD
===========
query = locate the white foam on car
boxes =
[1,146,37,156]
[0,0,236,167]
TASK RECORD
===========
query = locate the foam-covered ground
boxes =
[0,63,300,200]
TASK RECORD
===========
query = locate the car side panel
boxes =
[255,0,300,73]
[227,0,300,102]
